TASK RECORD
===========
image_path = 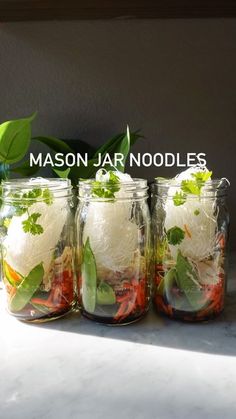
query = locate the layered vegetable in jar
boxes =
[152,167,229,321]
[76,170,151,325]
[0,178,75,322]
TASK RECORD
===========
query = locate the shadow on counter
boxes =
[26,288,236,357]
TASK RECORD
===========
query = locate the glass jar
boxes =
[76,178,151,325]
[0,178,75,322]
[152,178,229,322]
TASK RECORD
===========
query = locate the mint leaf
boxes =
[173,191,186,206]
[167,226,185,245]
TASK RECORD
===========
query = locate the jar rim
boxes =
[2,177,71,189]
[78,177,147,188]
[153,177,230,190]
[2,177,72,200]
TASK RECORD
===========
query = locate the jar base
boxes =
[82,309,147,326]
[8,305,75,323]
[154,304,224,323]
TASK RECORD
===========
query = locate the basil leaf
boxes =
[0,113,36,164]
[97,282,116,305]
[53,167,71,178]
[115,126,130,172]
[33,136,74,154]
[10,263,44,312]
[175,251,206,310]
[81,238,97,313]
[11,159,40,176]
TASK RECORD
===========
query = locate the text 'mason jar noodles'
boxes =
[0,178,75,322]
[76,169,151,325]
[152,166,229,322]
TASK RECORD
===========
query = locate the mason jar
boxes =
[0,178,75,322]
[152,177,229,322]
[76,177,151,325]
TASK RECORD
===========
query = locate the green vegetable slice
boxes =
[10,263,44,312]
[164,268,178,302]
[175,251,207,311]
[81,238,97,313]
[97,282,116,305]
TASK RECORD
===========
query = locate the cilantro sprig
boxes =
[166,226,185,246]
[9,187,53,235]
[22,213,44,235]
[92,171,120,199]
[173,170,212,206]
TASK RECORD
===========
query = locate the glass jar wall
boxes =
[76,177,151,325]
[152,176,229,322]
[0,178,75,322]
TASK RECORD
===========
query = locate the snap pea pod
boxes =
[81,238,97,313]
[10,263,44,312]
[175,251,207,311]
[97,282,116,305]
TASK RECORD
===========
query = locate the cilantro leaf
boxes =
[173,191,186,206]
[167,226,185,245]
[22,212,44,235]
[92,171,120,199]
[181,179,201,195]
[180,170,212,197]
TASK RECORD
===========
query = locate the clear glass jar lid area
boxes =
[78,178,148,200]
[2,178,72,201]
[153,177,229,198]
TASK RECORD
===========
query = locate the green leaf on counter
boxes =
[10,263,44,312]
[97,282,116,305]
[167,226,185,246]
[0,113,36,164]
[175,251,206,311]
[81,238,97,313]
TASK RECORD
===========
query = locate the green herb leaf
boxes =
[22,213,44,235]
[167,226,185,246]
[173,191,186,206]
[53,167,71,179]
[180,170,212,197]
[181,179,201,195]
[194,209,200,216]
[97,282,116,305]
[114,125,130,172]
[0,113,36,164]
[11,159,40,177]
[10,263,44,312]
[81,238,97,313]
[33,136,74,154]
[92,171,120,199]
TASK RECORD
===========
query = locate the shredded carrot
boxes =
[184,224,192,238]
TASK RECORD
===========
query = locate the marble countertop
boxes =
[1,256,236,419]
